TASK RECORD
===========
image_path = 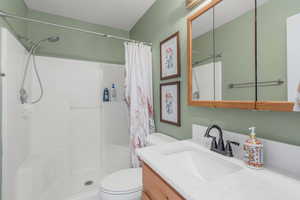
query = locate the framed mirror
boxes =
[186,0,207,8]
[256,0,300,112]
[187,0,256,109]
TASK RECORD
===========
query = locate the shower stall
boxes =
[0,28,130,200]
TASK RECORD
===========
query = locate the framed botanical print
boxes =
[160,32,181,80]
[160,81,181,126]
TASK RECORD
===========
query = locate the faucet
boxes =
[204,125,239,157]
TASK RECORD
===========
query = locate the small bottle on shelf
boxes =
[103,88,110,102]
[111,83,117,101]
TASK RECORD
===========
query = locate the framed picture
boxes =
[160,32,181,80]
[160,81,181,126]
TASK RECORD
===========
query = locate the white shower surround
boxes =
[1,28,32,200]
[1,28,130,200]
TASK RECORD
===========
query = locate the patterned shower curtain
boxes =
[124,42,155,168]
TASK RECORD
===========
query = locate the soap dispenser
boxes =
[243,127,264,169]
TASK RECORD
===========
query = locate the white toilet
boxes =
[99,133,177,200]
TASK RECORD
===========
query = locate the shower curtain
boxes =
[124,42,155,168]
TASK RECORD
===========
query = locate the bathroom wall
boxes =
[26,9,130,64]
[0,0,28,38]
[130,0,300,146]
[1,2,130,64]
[0,28,31,200]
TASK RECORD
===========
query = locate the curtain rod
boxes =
[0,10,152,46]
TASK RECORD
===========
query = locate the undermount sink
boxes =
[159,144,243,182]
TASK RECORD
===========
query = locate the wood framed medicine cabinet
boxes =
[187,0,296,112]
[186,0,207,9]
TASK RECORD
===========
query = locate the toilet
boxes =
[99,133,177,200]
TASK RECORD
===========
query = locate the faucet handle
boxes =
[210,136,218,150]
[225,140,240,157]
[218,136,225,151]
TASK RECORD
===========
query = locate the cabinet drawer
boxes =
[143,162,185,200]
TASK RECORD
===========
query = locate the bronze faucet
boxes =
[204,125,239,157]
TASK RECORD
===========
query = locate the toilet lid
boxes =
[100,168,142,194]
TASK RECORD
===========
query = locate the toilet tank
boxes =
[147,133,177,146]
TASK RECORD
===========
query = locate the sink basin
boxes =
[160,145,243,182]
[138,140,300,200]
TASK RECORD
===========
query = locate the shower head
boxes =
[31,36,60,49]
[37,36,60,44]
[47,36,60,43]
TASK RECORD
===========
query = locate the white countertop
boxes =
[137,140,300,200]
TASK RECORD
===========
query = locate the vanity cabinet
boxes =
[142,162,185,200]
[142,192,151,200]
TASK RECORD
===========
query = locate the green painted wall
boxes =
[0,0,28,43]
[0,2,129,64]
[130,0,300,146]
[27,9,129,64]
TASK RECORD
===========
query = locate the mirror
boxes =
[214,0,256,101]
[257,0,300,112]
[192,8,214,101]
[188,0,299,111]
[188,0,256,109]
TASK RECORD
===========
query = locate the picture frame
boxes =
[160,81,181,126]
[160,32,181,80]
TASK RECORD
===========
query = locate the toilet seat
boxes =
[100,168,142,200]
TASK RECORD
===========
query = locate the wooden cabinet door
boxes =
[142,192,151,200]
[143,163,185,200]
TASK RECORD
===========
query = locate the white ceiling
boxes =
[24,0,157,31]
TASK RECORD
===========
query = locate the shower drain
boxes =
[84,180,94,186]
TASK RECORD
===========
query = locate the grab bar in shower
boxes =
[229,79,284,89]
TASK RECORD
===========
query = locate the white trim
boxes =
[1,28,9,200]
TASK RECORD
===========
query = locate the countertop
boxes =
[137,140,300,200]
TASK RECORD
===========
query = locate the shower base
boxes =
[66,189,99,200]
[16,145,130,200]
[40,173,101,200]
